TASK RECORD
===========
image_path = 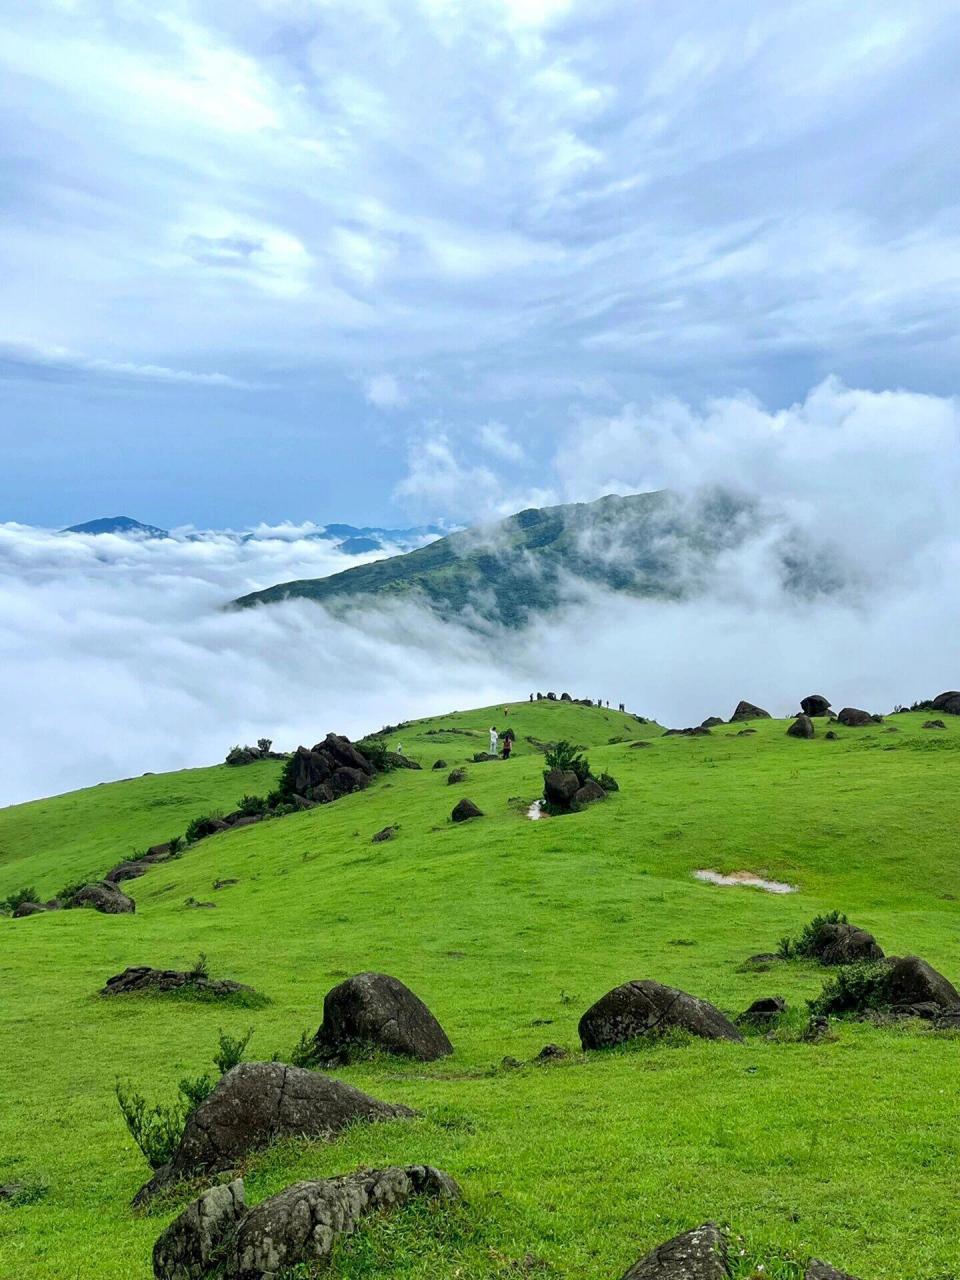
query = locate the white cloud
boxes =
[365,373,407,409]
[479,420,525,461]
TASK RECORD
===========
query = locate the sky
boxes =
[2,0,960,528]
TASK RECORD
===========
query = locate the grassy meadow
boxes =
[0,699,958,1279]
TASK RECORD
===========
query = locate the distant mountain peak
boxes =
[62,516,170,538]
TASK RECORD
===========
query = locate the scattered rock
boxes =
[104,859,153,884]
[432,759,448,769]
[225,1166,459,1280]
[70,882,135,914]
[729,701,771,722]
[931,690,960,716]
[12,901,47,917]
[214,879,239,890]
[447,767,467,784]
[451,798,483,822]
[806,1261,860,1279]
[621,1223,729,1279]
[800,695,832,716]
[153,1179,246,1280]
[184,898,216,909]
[101,967,254,999]
[787,715,815,739]
[534,1043,568,1062]
[837,707,879,727]
[500,1055,523,1070]
[736,728,757,737]
[811,922,884,966]
[472,751,499,763]
[700,716,724,728]
[825,730,839,740]
[802,1015,832,1043]
[579,980,743,1049]
[312,972,453,1064]
[135,1063,414,1204]
[663,726,712,737]
[372,825,398,843]
[630,740,652,748]
[283,735,377,804]
[922,720,946,730]
[740,953,779,972]
[735,996,786,1028]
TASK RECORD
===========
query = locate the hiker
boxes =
[529,692,533,701]
[502,735,512,760]
[489,726,498,754]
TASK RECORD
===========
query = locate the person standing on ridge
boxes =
[502,735,512,760]
[489,726,498,754]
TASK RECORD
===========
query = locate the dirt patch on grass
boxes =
[694,868,796,894]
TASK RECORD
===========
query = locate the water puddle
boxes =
[694,869,796,894]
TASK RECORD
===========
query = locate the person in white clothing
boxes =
[489,726,498,754]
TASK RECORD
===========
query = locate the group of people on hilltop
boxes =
[527,693,628,713]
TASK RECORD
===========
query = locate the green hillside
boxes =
[1,700,959,1278]
[233,490,761,622]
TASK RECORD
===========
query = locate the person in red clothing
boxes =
[502,735,512,760]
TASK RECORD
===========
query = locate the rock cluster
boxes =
[153,1165,459,1280]
[283,734,377,804]
[619,1225,858,1280]
[100,966,254,1000]
[312,972,453,1065]
[71,882,135,914]
[543,769,608,813]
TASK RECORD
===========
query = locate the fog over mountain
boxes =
[2,378,956,806]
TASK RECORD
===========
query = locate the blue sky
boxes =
[2,0,959,528]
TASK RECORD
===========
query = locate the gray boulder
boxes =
[800,695,831,716]
[572,779,607,808]
[729,701,770,722]
[700,717,724,728]
[12,901,47,918]
[837,707,877,727]
[812,922,884,966]
[227,1165,459,1280]
[153,1179,245,1280]
[621,1223,729,1279]
[451,798,482,822]
[736,996,786,1028]
[883,955,960,1013]
[806,1263,860,1280]
[447,767,467,785]
[579,981,743,1049]
[313,972,453,1064]
[71,881,135,914]
[544,769,580,808]
[135,1063,414,1203]
[931,690,960,716]
[787,715,815,739]
[922,720,946,730]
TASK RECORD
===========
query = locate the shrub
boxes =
[1,886,40,913]
[57,879,90,906]
[275,754,300,799]
[598,772,619,792]
[115,1082,187,1170]
[809,961,891,1017]
[177,1073,214,1111]
[214,1027,254,1075]
[544,740,591,784]
[289,1029,316,1068]
[777,910,848,960]
[167,835,183,856]
[184,813,222,844]
[257,737,272,754]
[356,737,389,771]
[237,794,267,817]
[189,952,210,981]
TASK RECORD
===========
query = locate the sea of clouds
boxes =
[2,379,957,807]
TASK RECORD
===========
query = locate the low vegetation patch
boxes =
[777,910,847,960]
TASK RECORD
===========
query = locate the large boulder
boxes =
[70,882,135,914]
[800,695,831,716]
[621,1223,729,1279]
[836,707,877,727]
[284,734,377,803]
[135,1063,414,1204]
[544,769,580,808]
[729,701,770,722]
[451,798,482,822]
[572,779,607,809]
[735,996,786,1028]
[883,955,960,1014]
[931,691,960,716]
[153,1179,246,1280]
[700,716,724,728]
[312,973,453,1064]
[101,966,254,1000]
[812,922,884,966]
[579,981,743,1049]
[787,715,815,739]
[226,1166,459,1280]
[12,901,47,918]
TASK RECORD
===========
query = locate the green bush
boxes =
[275,754,300,799]
[544,740,591,783]
[167,835,183,856]
[598,772,619,792]
[1,886,39,913]
[189,952,210,981]
[809,961,891,1017]
[184,813,223,844]
[237,794,267,817]
[115,1082,188,1170]
[214,1027,254,1075]
[56,879,90,906]
[777,910,848,960]
[356,737,389,771]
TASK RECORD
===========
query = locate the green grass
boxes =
[0,702,958,1279]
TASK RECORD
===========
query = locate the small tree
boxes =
[257,738,272,755]
[544,740,591,784]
